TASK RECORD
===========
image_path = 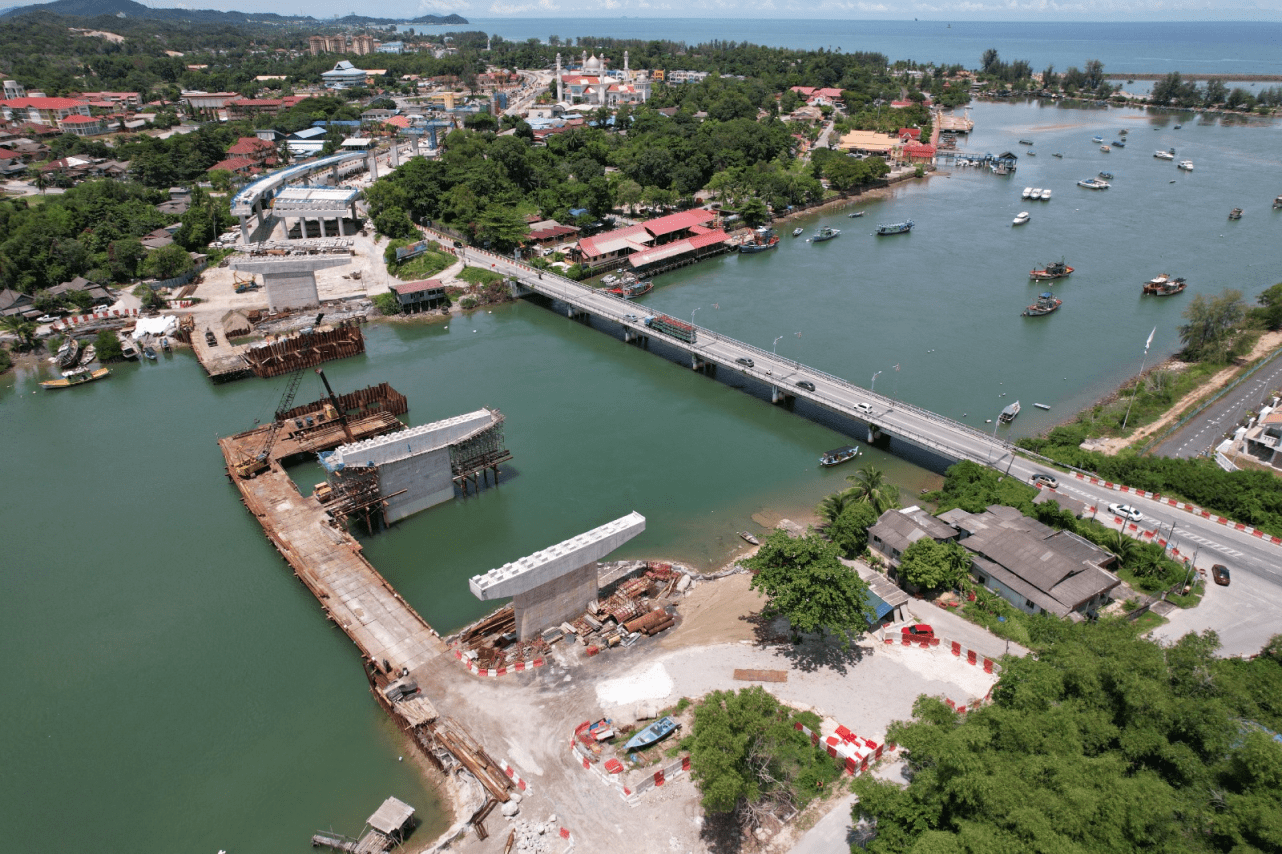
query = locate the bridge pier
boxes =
[771,385,790,404]
[867,424,882,444]
[692,354,705,371]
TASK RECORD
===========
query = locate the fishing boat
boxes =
[143,345,158,361]
[56,337,81,368]
[1092,135,1104,143]
[1022,187,1034,199]
[1019,139,1034,145]
[1033,403,1051,410]
[1022,292,1062,316]
[40,367,110,390]
[810,226,840,242]
[161,337,172,352]
[1098,171,1113,180]
[819,445,860,467]
[1052,152,1063,158]
[1119,128,1129,136]
[1077,178,1110,190]
[1040,188,1052,201]
[1154,149,1174,160]
[1174,124,1182,129]
[875,220,914,236]
[607,279,654,299]
[999,400,1021,423]
[1026,150,1036,157]
[601,274,620,286]
[77,344,96,367]
[1030,260,1073,281]
[1273,194,1282,210]
[624,716,679,751]
[792,227,804,237]
[848,211,865,218]
[1112,139,1125,148]
[739,226,779,254]
[738,531,760,546]
[1100,145,1111,152]
[1013,211,1031,226]
[1177,160,1194,171]
[1143,274,1187,296]
[118,332,138,360]
[1228,208,1243,220]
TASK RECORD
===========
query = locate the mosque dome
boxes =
[583,53,604,73]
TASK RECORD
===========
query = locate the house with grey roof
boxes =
[868,505,959,565]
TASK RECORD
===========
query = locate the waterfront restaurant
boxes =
[572,209,721,271]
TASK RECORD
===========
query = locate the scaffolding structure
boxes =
[317,465,403,533]
[449,408,513,494]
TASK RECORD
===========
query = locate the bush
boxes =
[372,293,401,316]
[93,329,122,362]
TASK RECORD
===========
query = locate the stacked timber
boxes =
[624,609,670,634]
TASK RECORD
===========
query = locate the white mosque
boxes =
[555,50,652,108]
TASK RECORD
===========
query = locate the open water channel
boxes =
[2,99,1279,852]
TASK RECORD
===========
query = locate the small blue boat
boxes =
[624,715,679,751]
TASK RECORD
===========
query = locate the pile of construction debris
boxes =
[451,563,691,669]
[500,815,560,854]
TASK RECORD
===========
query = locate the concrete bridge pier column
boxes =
[331,164,339,184]
[238,214,251,243]
[390,141,400,167]
[692,355,705,371]
[367,152,379,181]
[867,424,881,444]
[772,385,786,404]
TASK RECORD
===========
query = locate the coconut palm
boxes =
[845,465,901,515]
[0,315,38,351]
[1105,529,1140,570]
[816,488,857,526]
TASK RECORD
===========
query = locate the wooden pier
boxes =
[219,388,515,806]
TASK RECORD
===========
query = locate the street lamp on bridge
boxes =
[871,370,882,394]
[773,335,783,355]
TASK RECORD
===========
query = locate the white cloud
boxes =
[538,0,560,9]
[488,1,534,12]
[418,0,472,13]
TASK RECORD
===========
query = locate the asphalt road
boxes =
[1152,346,1282,458]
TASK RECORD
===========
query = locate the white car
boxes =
[1108,503,1143,523]
[854,402,873,415]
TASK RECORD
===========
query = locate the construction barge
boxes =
[186,316,367,382]
[218,379,516,822]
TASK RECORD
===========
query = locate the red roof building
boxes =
[898,127,922,140]
[226,136,277,161]
[58,114,108,136]
[900,141,937,163]
[207,156,258,174]
[1,96,90,126]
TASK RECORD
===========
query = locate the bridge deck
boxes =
[450,242,1014,469]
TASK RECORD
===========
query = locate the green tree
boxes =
[688,686,839,818]
[614,178,643,214]
[141,244,194,281]
[0,315,38,350]
[817,489,857,526]
[827,501,878,559]
[745,530,875,644]
[981,48,1001,73]
[845,465,901,514]
[474,203,530,252]
[373,205,417,240]
[1178,288,1245,361]
[897,537,970,592]
[94,328,123,362]
[739,196,769,227]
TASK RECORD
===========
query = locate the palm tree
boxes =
[817,488,857,526]
[1105,529,1140,570]
[845,465,901,515]
[0,315,38,351]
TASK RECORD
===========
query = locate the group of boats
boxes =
[1021,187,1053,201]
[602,271,654,299]
[1021,259,1073,316]
[738,226,780,254]
[1143,273,1188,297]
[787,217,913,244]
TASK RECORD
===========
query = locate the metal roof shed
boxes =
[367,796,415,837]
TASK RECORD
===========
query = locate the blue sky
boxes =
[9,0,1281,20]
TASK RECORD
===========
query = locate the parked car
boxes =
[1108,503,1143,523]
[1211,564,1230,586]
[1031,473,1059,489]
[735,357,754,368]
[901,624,935,640]
[796,380,816,391]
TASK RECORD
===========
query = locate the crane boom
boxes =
[234,369,305,478]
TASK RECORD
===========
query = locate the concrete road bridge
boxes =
[454,243,1015,470]
[439,239,1282,621]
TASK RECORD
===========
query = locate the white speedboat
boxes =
[1154,150,1174,160]
[1177,160,1194,171]
[1039,188,1052,200]
[1022,187,1034,199]
[1013,211,1031,225]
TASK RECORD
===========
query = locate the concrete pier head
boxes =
[227,255,351,313]
[470,512,646,640]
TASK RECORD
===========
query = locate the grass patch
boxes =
[1132,610,1169,632]
[1166,579,1206,609]
[390,250,454,281]
[457,267,505,287]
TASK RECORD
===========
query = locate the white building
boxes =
[322,60,368,89]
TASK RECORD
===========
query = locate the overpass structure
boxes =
[229,150,378,242]
[452,243,1016,470]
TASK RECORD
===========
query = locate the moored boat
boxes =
[739,226,780,253]
[819,445,860,467]
[57,337,81,368]
[1143,274,1187,296]
[624,716,679,751]
[1092,135,1104,143]
[1100,145,1111,152]
[1013,211,1030,226]
[1177,160,1194,171]
[1077,178,1110,189]
[738,531,760,546]
[811,226,840,242]
[1228,208,1243,220]
[875,220,914,236]
[1030,260,1073,280]
[1154,149,1174,160]
[161,337,172,352]
[1052,152,1063,158]
[792,227,804,237]
[848,211,865,218]
[1022,187,1034,199]
[143,345,158,361]
[1098,171,1113,180]
[999,400,1021,423]
[1033,403,1051,410]
[77,343,96,367]
[40,366,110,389]
[607,279,654,299]
[1022,292,1062,316]
[1039,188,1052,201]
[1273,194,1282,209]
[1112,139,1125,148]
[118,332,138,360]
[1019,138,1034,145]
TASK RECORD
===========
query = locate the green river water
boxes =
[2,101,1279,852]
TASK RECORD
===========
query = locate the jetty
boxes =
[183,316,367,382]
[218,384,516,807]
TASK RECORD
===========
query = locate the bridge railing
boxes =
[457,244,1013,458]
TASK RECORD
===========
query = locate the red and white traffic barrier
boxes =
[881,630,1002,676]
[791,720,897,776]
[1071,471,1282,547]
[499,758,531,793]
[452,647,545,678]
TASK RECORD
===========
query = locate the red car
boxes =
[902,624,935,640]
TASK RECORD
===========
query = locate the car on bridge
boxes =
[1031,473,1059,489]
[1108,503,1143,523]
[736,357,755,368]
[796,380,816,392]
[623,314,639,322]
[854,402,873,416]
